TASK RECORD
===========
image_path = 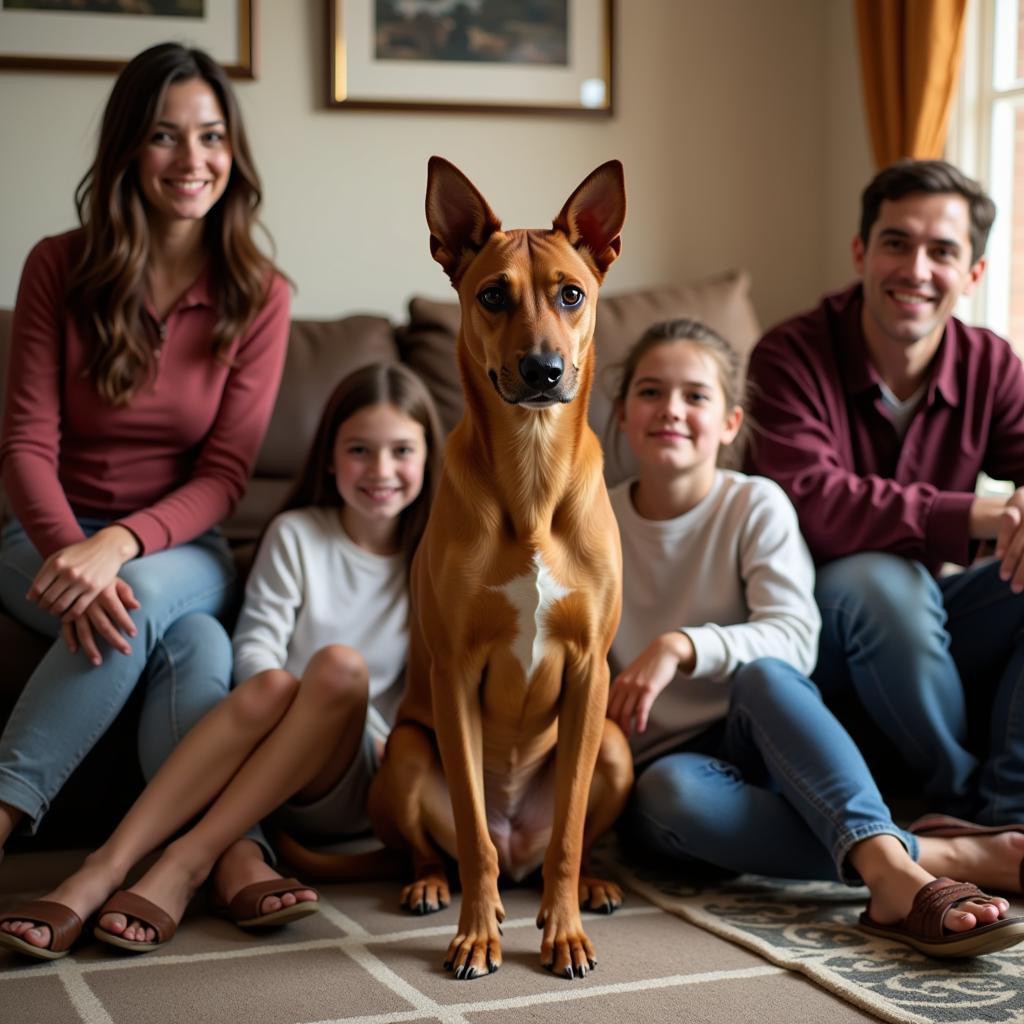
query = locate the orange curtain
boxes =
[855,0,969,167]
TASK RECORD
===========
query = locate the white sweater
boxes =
[232,507,409,742]
[609,470,820,764]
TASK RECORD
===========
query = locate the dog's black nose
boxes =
[519,352,564,392]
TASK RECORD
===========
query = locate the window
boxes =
[949,0,1024,347]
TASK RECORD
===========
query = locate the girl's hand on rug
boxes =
[609,631,696,735]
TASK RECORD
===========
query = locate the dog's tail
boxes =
[273,830,407,882]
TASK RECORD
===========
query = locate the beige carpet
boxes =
[0,849,877,1024]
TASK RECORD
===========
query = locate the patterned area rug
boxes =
[616,863,1024,1024]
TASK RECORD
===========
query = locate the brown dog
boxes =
[363,157,633,981]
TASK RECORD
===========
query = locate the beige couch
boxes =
[0,272,761,841]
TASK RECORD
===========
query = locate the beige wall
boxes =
[822,0,875,299]
[0,0,869,330]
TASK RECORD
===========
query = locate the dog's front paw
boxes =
[400,872,450,915]
[443,929,502,979]
[579,875,623,915]
[443,897,505,979]
[536,902,597,979]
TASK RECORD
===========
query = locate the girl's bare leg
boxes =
[103,645,370,942]
[848,834,1010,933]
[205,651,372,921]
[0,669,298,949]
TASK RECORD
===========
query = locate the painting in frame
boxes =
[327,0,614,115]
[0,0,255,78]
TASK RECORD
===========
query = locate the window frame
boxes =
[948,0,1024,336]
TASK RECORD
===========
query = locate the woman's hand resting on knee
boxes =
[61,579,141,666]
[28,527,142,665]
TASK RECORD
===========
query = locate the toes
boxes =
[260,896,284,915]
[24,926,52,949]
[99,912,128,937]
[944,908,978,933]
[967,897,1003,922]
[120,920,156,943]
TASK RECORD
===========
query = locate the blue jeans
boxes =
[814,552,1024,824]
[629,658,916,883]
[0,517,235,832]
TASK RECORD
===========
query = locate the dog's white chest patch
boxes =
[492,553,571,681]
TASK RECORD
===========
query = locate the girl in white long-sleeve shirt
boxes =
[0,364,442,958]
[607,319,1024,958]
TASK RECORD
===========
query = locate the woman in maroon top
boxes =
[0,43,290,955]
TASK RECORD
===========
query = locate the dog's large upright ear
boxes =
[426,156,503,285]
[552,160,625,278]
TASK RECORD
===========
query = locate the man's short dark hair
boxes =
[859,159,996,263]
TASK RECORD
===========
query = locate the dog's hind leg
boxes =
[368,723,456,915]
[579,718,634,915]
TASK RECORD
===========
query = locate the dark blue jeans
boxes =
[629,658,915,883]
[814,553,1024,824]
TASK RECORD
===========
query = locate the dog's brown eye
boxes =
[560,285,584,307]
[478,287,505,311]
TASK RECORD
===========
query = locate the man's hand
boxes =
[28,526,140,620]
[607,631,696,737]
[61,578,140,665]
[969,489,1024,592]
[995,488,1024,592]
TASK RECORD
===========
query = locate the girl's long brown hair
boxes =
[280,364,444,574]
[67,42,273,405]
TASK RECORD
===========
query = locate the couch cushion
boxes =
[397,298,463,436]
[224,314,399,545]
[400,272,761,487]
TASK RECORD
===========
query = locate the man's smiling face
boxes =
[853,191,986,354]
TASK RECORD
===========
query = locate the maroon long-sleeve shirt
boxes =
[0,230,290,558]
[745,284,1024,575]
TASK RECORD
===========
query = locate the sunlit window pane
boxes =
[1011,105,1024,348]
[995,0,1021,87]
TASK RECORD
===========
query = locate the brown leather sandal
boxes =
[213,877,320,929]
[93,890,177,953]
[0,900,83,960]
[859,877,1024,957]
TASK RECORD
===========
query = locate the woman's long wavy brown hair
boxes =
[67,42,273,405]
[280,364,444,574]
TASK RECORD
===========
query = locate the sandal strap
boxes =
[227,877,311,920]
[906,877,989,940]
[99,891,177,942]
[0,899,82,953]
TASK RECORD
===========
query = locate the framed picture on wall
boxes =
[0,0,256,78]
[327,0,613,115]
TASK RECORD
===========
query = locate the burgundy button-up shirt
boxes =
[745,284,1024,575]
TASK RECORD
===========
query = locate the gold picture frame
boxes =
[0,0,256,78]
[327,0,613,115]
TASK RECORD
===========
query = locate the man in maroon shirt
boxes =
[746,159,1024,828]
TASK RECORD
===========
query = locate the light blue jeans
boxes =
[814,552,1024,824]
[0,517,235,832]
[629,658,916,884]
